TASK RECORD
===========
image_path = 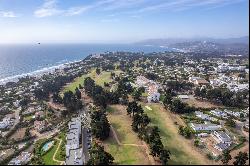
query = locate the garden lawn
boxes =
[142,103,215,165]
[55,132,66,161]
[42,140,61,165]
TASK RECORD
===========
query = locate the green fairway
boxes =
[142,103,213,165]
[63,74,87,93]
[104,105,151,165]
[104,137,148,165]
[62,69,122,93]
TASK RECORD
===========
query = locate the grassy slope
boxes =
[104,105,151,165]
[142,103,214,165]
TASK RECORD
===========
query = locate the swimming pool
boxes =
[42,141,54,152]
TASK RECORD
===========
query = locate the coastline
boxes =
[0,59,84,85]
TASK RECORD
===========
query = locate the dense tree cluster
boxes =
[145,72,159,81]
[178,125,193,138]
[233,152,249,165]
[34,75,75,100]
[126,101,171,165]
[165,80,194,92]
[162,88,197,114]
[194,87,248,107]
[90,110,110,140]
[101,64,115,71]
[84,77,132,108]
[87,143,114,165]
[62,91,83,114]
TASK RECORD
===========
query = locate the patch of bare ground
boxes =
[9,128,26,140]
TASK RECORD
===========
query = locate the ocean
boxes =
[0,43,170,84]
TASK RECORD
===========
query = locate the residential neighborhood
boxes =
[0,51,248,165]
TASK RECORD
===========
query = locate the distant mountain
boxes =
[136,36,249,55]
[136,36,249,46]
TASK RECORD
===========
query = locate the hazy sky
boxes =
[0,0,249,43]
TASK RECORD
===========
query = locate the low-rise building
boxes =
[34,120,47,133]
[8,152,32,165]
[35,111,45,119]
[66,118,83,165]
[190,122,221,132]
[212,131,231,144]
[210,109,228,119]
[147,84,160,103]
[0,117,13,129]
[189,77,209,86]
[214,142,231,152]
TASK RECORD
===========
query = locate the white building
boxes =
[178,95,189,100]
[136,76,160,103]
[210,109,228,119]
[147,84,160,103]
[8,152,32,165]
[0,117,13,129]
[195,111,212,121]
[188,77,209,86]
[212,131,231,144]
[66,118,83,165]
[190,122,221,132]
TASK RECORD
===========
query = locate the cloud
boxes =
[34,0,63,17]
[0,11,18,18]
[34,0,246,18]
[131,0,246,13]
[65,6,90,16]
[34,0,117,17]
[101,18,120,22]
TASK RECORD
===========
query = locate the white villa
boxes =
[136,76,160,103]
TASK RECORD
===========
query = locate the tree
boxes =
[221,150,232,165]
[194,139,199,147]
[96,68,101,75]
[127,101,143,117]
[120,94,129,105]
[163,93,172,107]
[179,126,192,138]
[91,110,110,140]
[88,143,114,165]
[133,89,142,101]
[233,152,248,165]
[79,84,83,89]
[159,148,171,165]
[52,93,63,103]
[138,87,145,93]
[225,119,236,128]
[75,87,81,99]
